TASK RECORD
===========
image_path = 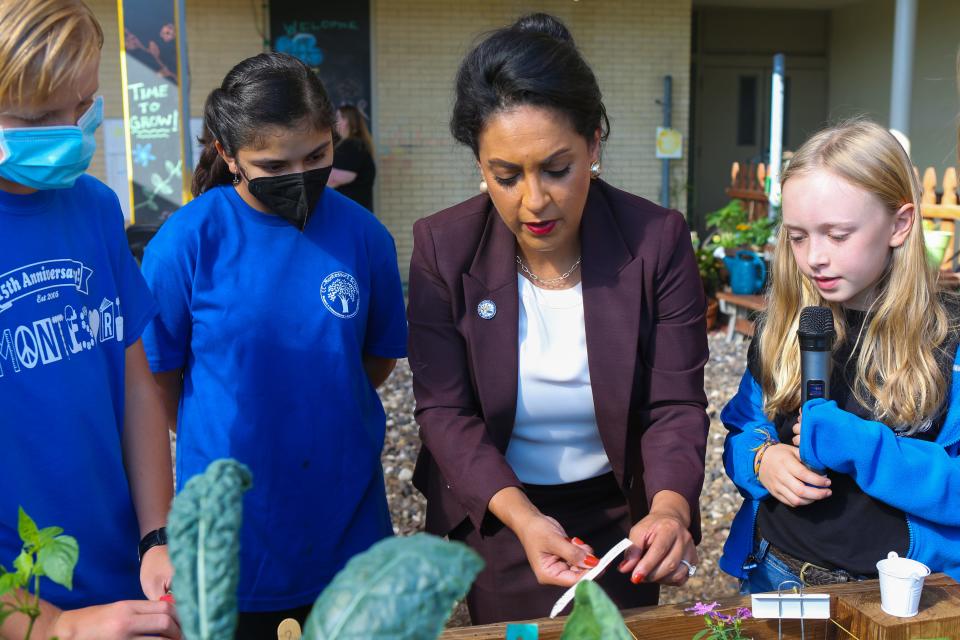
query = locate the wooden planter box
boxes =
[440,574,960,640]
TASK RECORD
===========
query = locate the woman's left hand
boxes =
[140,545,174,600]
[618,492,697,586]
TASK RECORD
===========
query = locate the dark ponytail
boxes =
[191,52,336,196]
[450,13,609,156]
[191,119,232,196]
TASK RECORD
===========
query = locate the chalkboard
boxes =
[270,1,372,126]
[119,0,187,225]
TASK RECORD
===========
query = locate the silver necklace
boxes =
[516,255,582,288]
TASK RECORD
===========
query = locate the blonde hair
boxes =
[0,0,103,107]
[759,119,952,432]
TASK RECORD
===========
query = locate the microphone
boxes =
[798,306,835,403]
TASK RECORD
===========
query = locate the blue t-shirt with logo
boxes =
[141,185,407,611]
[0,176,157,609]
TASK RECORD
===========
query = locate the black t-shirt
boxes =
[751,305,958,576]
[333,138,376,212]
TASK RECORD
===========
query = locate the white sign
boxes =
[656,126,683,159]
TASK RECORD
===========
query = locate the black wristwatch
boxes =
[138,527,168,563]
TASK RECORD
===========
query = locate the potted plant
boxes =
[705,200,776,254]
[704,200,777,295]
[692,232,722,330]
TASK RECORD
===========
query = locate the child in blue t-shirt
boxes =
[0,2,179,638]
[141,52,407,638]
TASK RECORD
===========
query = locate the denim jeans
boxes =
[738,537,802,595]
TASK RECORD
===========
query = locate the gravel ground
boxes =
[378,331,748,626]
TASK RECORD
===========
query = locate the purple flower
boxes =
[736,607,753,620]
[685,601,720,616]
[711,612,734,624]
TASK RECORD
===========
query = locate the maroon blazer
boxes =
[408,180,709,541]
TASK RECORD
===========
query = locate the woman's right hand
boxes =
[51,600,181,640]
[514,513,600,587]
[757,444,832,507]
[488,486,599,587]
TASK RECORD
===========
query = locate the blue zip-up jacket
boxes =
[719,348,960,581]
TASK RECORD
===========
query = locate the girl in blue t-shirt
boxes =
[0,2,178,638]
[141,53,407,638]
[721,120,960,593]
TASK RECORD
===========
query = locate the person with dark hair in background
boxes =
[329,104,376,212]
[140,52,407,638]
[408,13,709,624]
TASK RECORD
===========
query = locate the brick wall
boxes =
[372,0,692,272]
[85,0,692,274]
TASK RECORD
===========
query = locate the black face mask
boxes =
[242,165,332,231]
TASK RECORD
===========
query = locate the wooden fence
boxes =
[725,163,960,271]
[919,166,960,271]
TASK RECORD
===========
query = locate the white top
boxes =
[505,275,612,485]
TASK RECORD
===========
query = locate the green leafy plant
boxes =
[559,580,633,640]
[692,232,723,297]
[168,458,252,640]
[706,200,776,250]
[686,601,752,639]
[302,533,483,639]
[168,459,484,639]
[0,507,78,639]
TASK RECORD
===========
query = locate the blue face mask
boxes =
[0,96,104,190]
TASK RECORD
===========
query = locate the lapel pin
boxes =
[477,299,497,320]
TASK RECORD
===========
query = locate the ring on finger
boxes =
[680,560,697,577]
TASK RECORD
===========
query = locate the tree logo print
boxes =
[320,271,360,319]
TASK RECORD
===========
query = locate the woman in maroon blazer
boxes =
[408,13,709,624]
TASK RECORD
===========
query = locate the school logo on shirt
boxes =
[320,271,360,319]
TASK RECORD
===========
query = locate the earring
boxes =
[590,161,601,179]
[479,178,488,194]
[232,172,240,185]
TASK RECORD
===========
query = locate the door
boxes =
[692,58,827,226]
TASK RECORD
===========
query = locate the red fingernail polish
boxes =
[584,555,599,567]
[572,537,585,546]
[631,573,645,584]
[160,593,175,603]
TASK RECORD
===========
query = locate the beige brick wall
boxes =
[84,1,692,274]
[372,0,692,271]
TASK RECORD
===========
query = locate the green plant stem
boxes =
[23,572,40,640]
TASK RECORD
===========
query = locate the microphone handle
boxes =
[801,349,831,403]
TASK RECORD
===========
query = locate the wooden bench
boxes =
[716,291,766,342]
[441,573,960,640]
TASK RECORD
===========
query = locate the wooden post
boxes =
[922,167,938,205]
[277,618,302,640]
[943,167,958,206]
